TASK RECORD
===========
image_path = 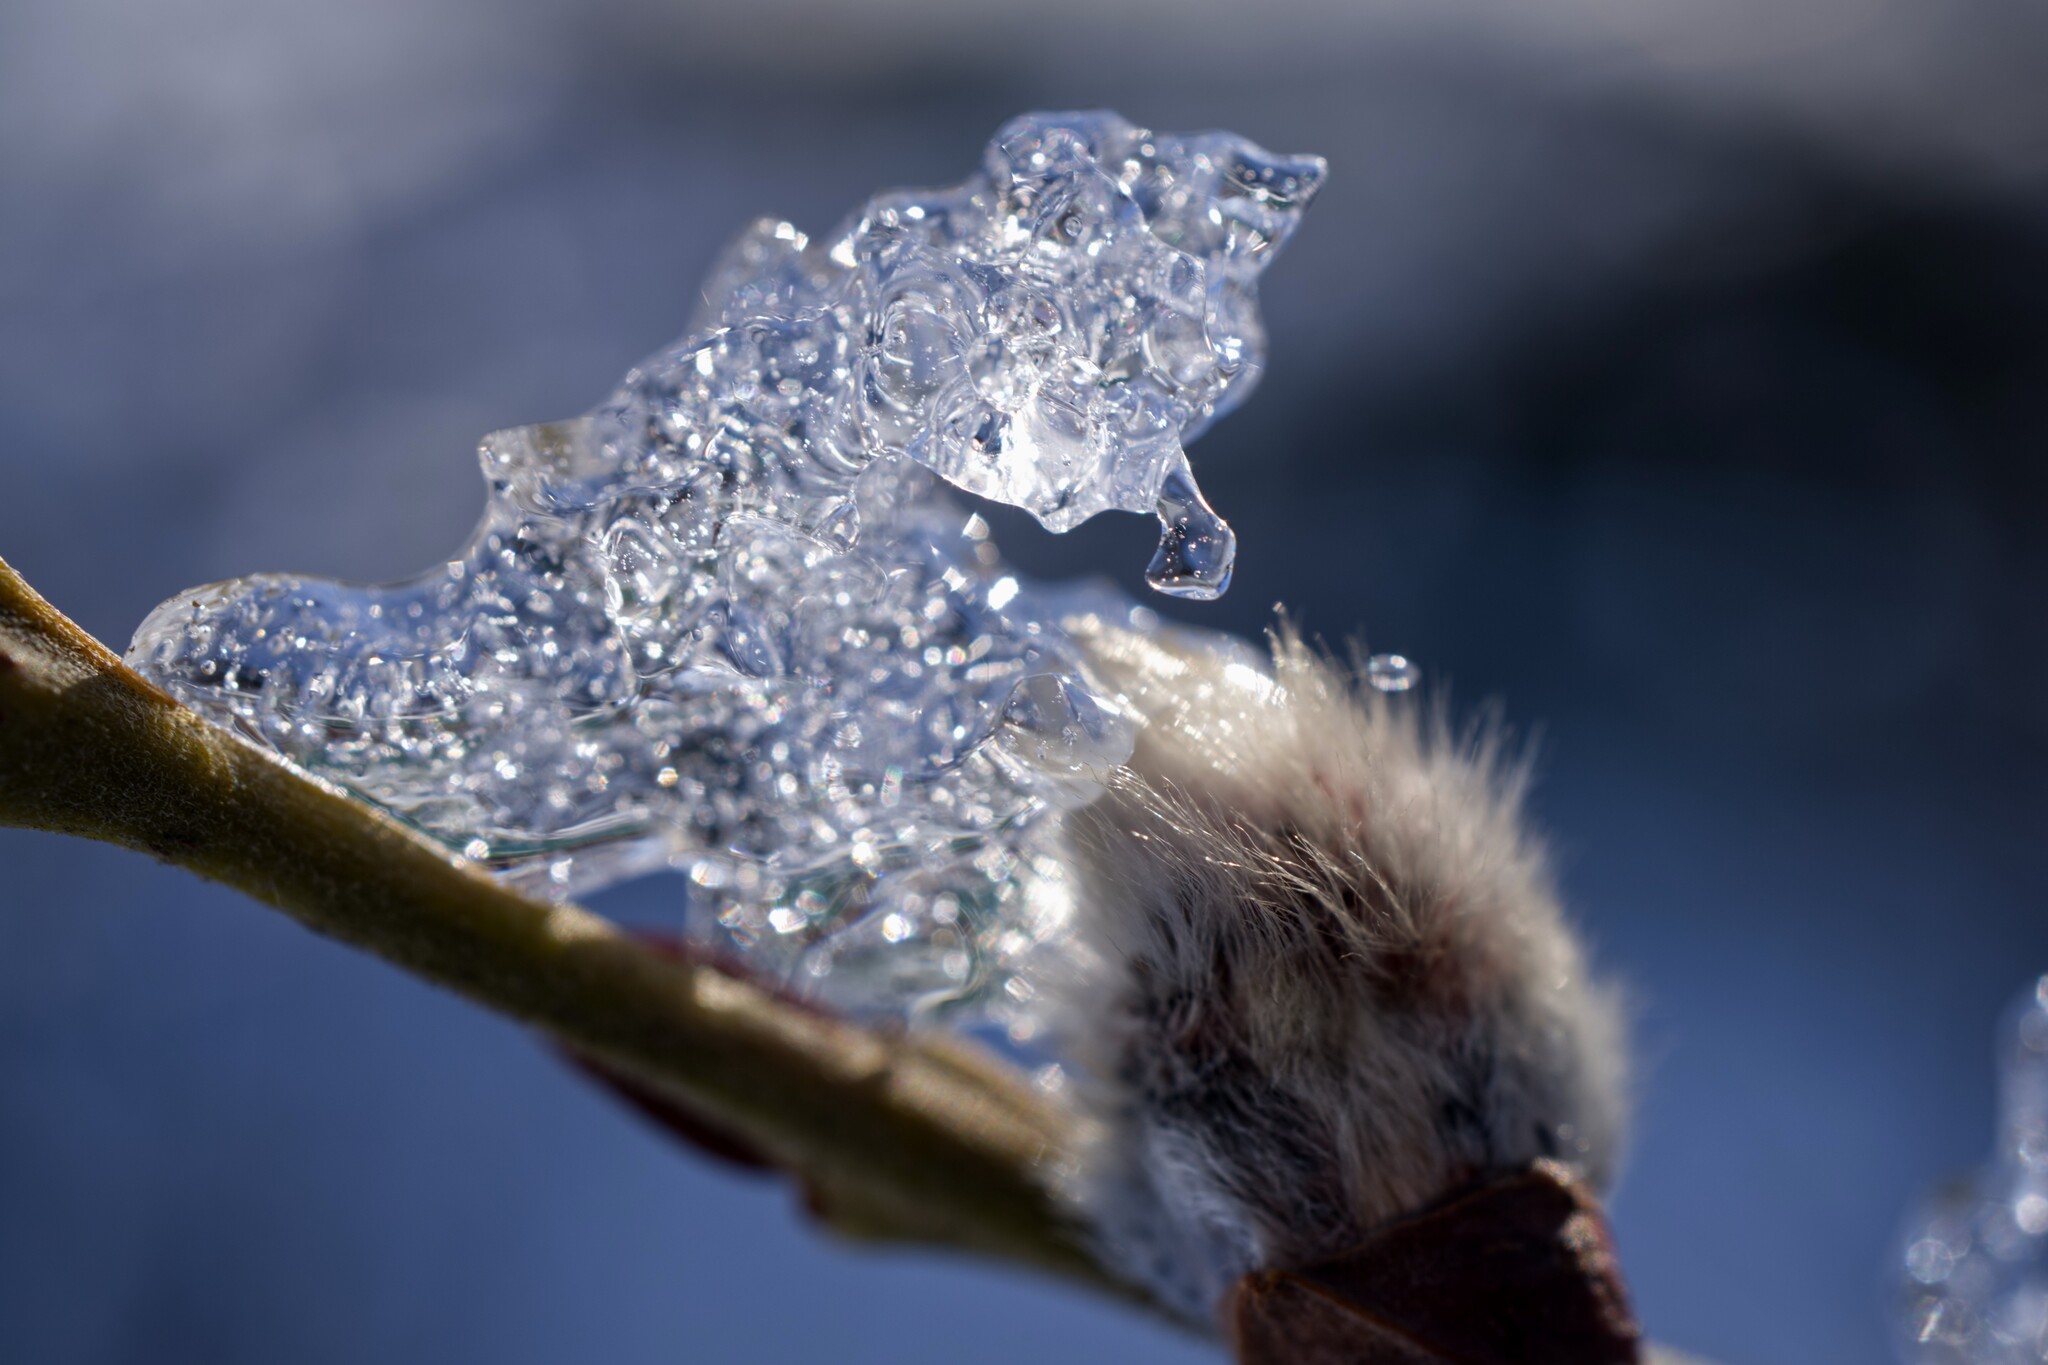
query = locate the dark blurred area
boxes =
[2,2,2046,1362]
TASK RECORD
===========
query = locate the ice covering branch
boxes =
[0,552,1717,1364]
[0,554,1109,1283]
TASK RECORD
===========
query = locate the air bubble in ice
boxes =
[995,673,1135,801]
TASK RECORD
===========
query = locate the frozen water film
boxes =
[1898,976,2048,1363]
[127,112,1323,1018]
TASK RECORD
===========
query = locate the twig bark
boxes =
[0,551,1719,1362]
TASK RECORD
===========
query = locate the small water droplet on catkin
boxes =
[1365,653,1418,693]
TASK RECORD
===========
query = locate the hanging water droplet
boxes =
[1145,465,1235,600]
[1365,653,1418,693]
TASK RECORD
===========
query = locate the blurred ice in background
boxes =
[1,1,2045,1362]
[1898,978,2048,1363]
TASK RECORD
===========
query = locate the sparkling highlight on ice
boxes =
[125,112,1324,1018]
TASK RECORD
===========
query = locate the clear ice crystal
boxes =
[126,112,1323,1019]
[1898,977,2048,1363]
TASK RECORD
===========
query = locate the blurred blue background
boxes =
[2,1,2046,1361]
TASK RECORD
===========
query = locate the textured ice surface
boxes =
[1899,976,2048,1362]
[128,112,1323,1020]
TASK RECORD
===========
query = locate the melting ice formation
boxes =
[129,112,1324,1021]
[1900,976,2048,1364]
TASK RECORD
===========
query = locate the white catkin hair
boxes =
[1049,618,1630,1320]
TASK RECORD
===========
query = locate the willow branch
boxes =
[0,552,1718,1363]
[0,553,1116,1293]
